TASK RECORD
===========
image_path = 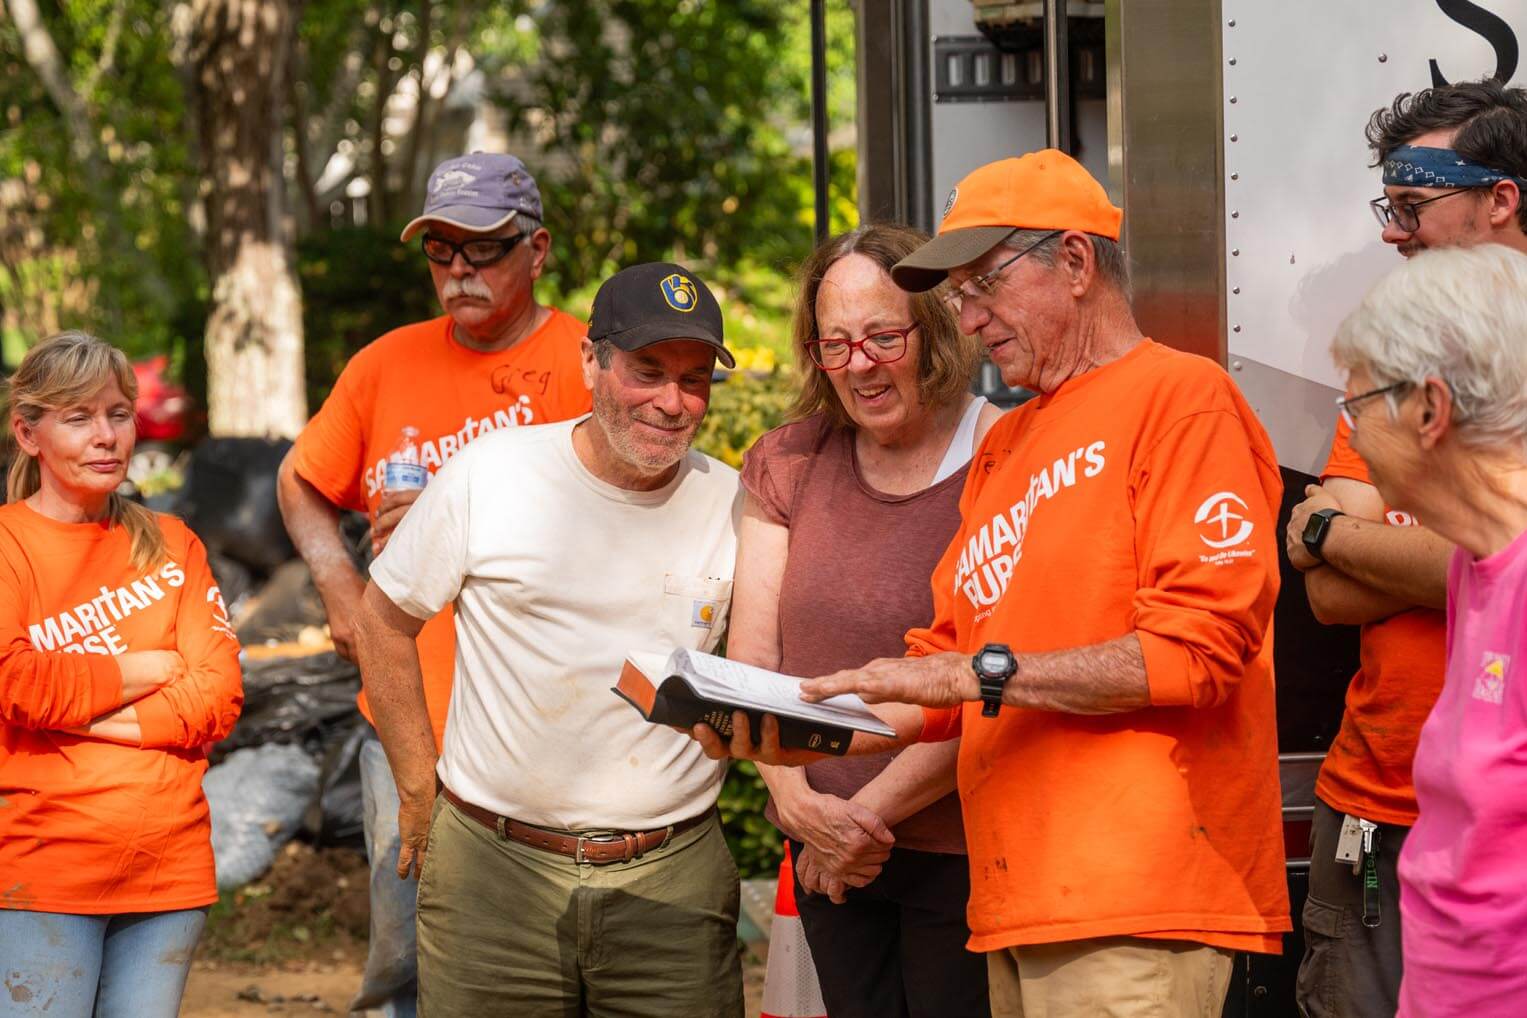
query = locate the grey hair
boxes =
[514,213,544,236]
[591,337,616,368]
[1003,229,1132,300]
[1331,244,1527,455]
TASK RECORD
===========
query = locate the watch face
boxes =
[978,650,1008,674]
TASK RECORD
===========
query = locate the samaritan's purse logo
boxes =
[1195,491,1254,549]
[660,274,698,312]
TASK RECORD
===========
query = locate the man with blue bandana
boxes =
[1286,79,1527,1018]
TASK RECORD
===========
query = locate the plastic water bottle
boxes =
[383,426,428,491]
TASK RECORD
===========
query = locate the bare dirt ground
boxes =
[183,841,370,1015]
[183,961,364,1016]
[184,956,767,1017]
[181,841,768,1016]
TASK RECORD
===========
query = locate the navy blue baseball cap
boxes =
[588,263,735,369]
[400,153,544,242]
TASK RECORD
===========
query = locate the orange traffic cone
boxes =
[761,841,828,1018]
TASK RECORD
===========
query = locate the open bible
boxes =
[614,648,896,756]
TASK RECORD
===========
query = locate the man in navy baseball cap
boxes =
[577,261,736,479]
[588,261,735,369]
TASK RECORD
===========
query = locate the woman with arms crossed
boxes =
[0,332,243,1016]
[730,224,1001,1018]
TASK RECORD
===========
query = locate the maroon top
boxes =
[740,413,967,854]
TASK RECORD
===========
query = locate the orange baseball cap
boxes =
[892,149,1123,292]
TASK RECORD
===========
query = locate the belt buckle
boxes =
[575,832,623,865]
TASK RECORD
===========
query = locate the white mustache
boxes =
[443,279,494,301]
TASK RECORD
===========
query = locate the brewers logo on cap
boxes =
[660,273,698,313]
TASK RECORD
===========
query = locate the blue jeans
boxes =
[0,908,206,1017]
[352,732,419,1018]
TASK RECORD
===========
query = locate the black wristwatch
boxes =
[1301,508,1346,562]
[972,643,1017,718]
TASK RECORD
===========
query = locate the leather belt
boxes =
[441,787,712,865]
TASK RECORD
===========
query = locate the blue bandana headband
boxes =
[1383,145,1527,189]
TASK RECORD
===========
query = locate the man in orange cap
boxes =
[691,150,1290,1016]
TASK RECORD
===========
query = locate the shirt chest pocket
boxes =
[661,574,733,654]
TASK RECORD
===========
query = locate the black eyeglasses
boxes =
[1337,381,1407,429]
[421,232,527,267]
[805,325,916,370]
[1369,190,1478,233]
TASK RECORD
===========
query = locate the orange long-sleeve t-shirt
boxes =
[0,502,243,914]
[1314,419,1445,826]
[909,340,1290,954]
[291,311,591,749]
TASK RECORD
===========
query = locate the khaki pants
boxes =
[416,797,743,1018]
[987,936,1233,1018]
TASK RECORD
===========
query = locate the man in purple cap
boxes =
[277,153,591,1018]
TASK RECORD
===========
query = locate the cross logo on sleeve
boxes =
[1194,491,1254,549]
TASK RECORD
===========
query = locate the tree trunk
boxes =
[188,0,307,438]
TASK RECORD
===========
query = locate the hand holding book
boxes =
[613,647,895,759]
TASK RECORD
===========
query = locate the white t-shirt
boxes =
[371,416,741,830]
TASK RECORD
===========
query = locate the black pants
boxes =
[1295,797,1410,1018]
[790,840,990,1018]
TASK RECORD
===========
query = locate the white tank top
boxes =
[930,396,989,486]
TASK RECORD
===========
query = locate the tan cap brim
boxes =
[890,226,1015,292]
[399,208,520,243]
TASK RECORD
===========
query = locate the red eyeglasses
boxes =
[804,325,917,370]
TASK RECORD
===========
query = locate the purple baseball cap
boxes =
[399,153,545,242]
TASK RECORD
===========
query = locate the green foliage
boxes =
[499,0,858,292]
[718,761,784,878]
[3,0,856,391]
[694,366,798,880]
[693,367,795,469]
[0,2,201,355]
[298,227,439,407]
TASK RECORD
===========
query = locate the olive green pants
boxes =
[416,797,743,1018]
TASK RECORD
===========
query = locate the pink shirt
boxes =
[1399,526,1527,1017]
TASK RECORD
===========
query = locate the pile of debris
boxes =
[155,438,372,889]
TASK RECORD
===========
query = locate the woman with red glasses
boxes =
[728,224,1001,1018]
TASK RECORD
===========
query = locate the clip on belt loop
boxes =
[1362,827,1383,929]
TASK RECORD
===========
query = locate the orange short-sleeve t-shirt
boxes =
[1314,419,1447,825]
[0,503,243,914]
[907,341,1290,955]
[291,310,591,747]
